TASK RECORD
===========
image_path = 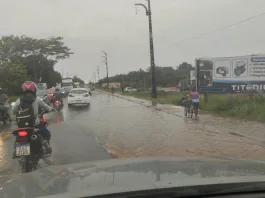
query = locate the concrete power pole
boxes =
[135,0,157,98]
[102,51,109,88]
[97,66,100,81]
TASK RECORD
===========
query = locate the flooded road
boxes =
[98,92,265,159]
[1,91,265,174]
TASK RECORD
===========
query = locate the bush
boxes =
[200,94,265,121]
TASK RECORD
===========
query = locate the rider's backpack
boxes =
[16,99,35,128]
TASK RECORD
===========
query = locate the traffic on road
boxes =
[1,90,265,197]
[1,1,265,197]
[2,90,265,168]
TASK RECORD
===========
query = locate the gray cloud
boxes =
[1,0,265,82]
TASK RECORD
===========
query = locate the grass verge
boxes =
[119,91,265,122]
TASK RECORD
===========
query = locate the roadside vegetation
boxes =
[99,88,265,122]
[97,59,265,122]
[0,35,73,97]
[199,93,265,122]
[0,35,85,99]
[98,62,194,91]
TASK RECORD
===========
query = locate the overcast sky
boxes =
[1,0,265,82]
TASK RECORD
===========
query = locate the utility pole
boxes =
[135,0,157,98]
[93,73,95,83]
[97,66,100,81]
[102,51,109,88]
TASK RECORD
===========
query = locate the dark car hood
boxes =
[1,157,265,198]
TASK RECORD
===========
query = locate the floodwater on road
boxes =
[95,92,265,160]
[1,91,265,174]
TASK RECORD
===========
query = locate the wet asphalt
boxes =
[1,91,265,175]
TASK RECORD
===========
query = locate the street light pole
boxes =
[135,0,157,98]
[102,51,109,88]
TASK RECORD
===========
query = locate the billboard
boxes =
[196,55,265,93]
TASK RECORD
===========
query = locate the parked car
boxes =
[68,88,90,107]
[124,87,137,92]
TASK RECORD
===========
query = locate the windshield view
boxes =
[1,1,265,198]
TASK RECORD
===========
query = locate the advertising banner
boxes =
[196,55,265,93]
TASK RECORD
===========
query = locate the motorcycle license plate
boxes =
[16,144,30,156]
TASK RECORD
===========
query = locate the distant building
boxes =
[102,82,121,88]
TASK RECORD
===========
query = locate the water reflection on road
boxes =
[1,91,265,173]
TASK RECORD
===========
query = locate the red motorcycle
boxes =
[12,111,52,173]
[54,100,63,111]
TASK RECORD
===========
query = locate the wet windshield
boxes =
[2,0,265,198]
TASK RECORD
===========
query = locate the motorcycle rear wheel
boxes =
[20,156,37,173]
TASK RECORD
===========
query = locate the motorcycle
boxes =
[12,111,52,173]
[54,100,63,111]
[43,94,51,106]
[0,103,11,124]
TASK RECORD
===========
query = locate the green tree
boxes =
[73,75,85,84]
[99,63,195,89]
[0,63,29,95]
[0,35,73,88]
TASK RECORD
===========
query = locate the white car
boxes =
[124,87,137,92]
[68,88,90,107]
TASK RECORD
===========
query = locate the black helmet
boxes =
[55,88,60,91]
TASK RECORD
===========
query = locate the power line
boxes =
[173,11,265,46]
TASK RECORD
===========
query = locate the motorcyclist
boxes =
[43,92,50,105]
[38,108,51,144]
[0,88,11,122]
[53,88,64,107]
[111,86,115,94]
[12,81,53,157]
